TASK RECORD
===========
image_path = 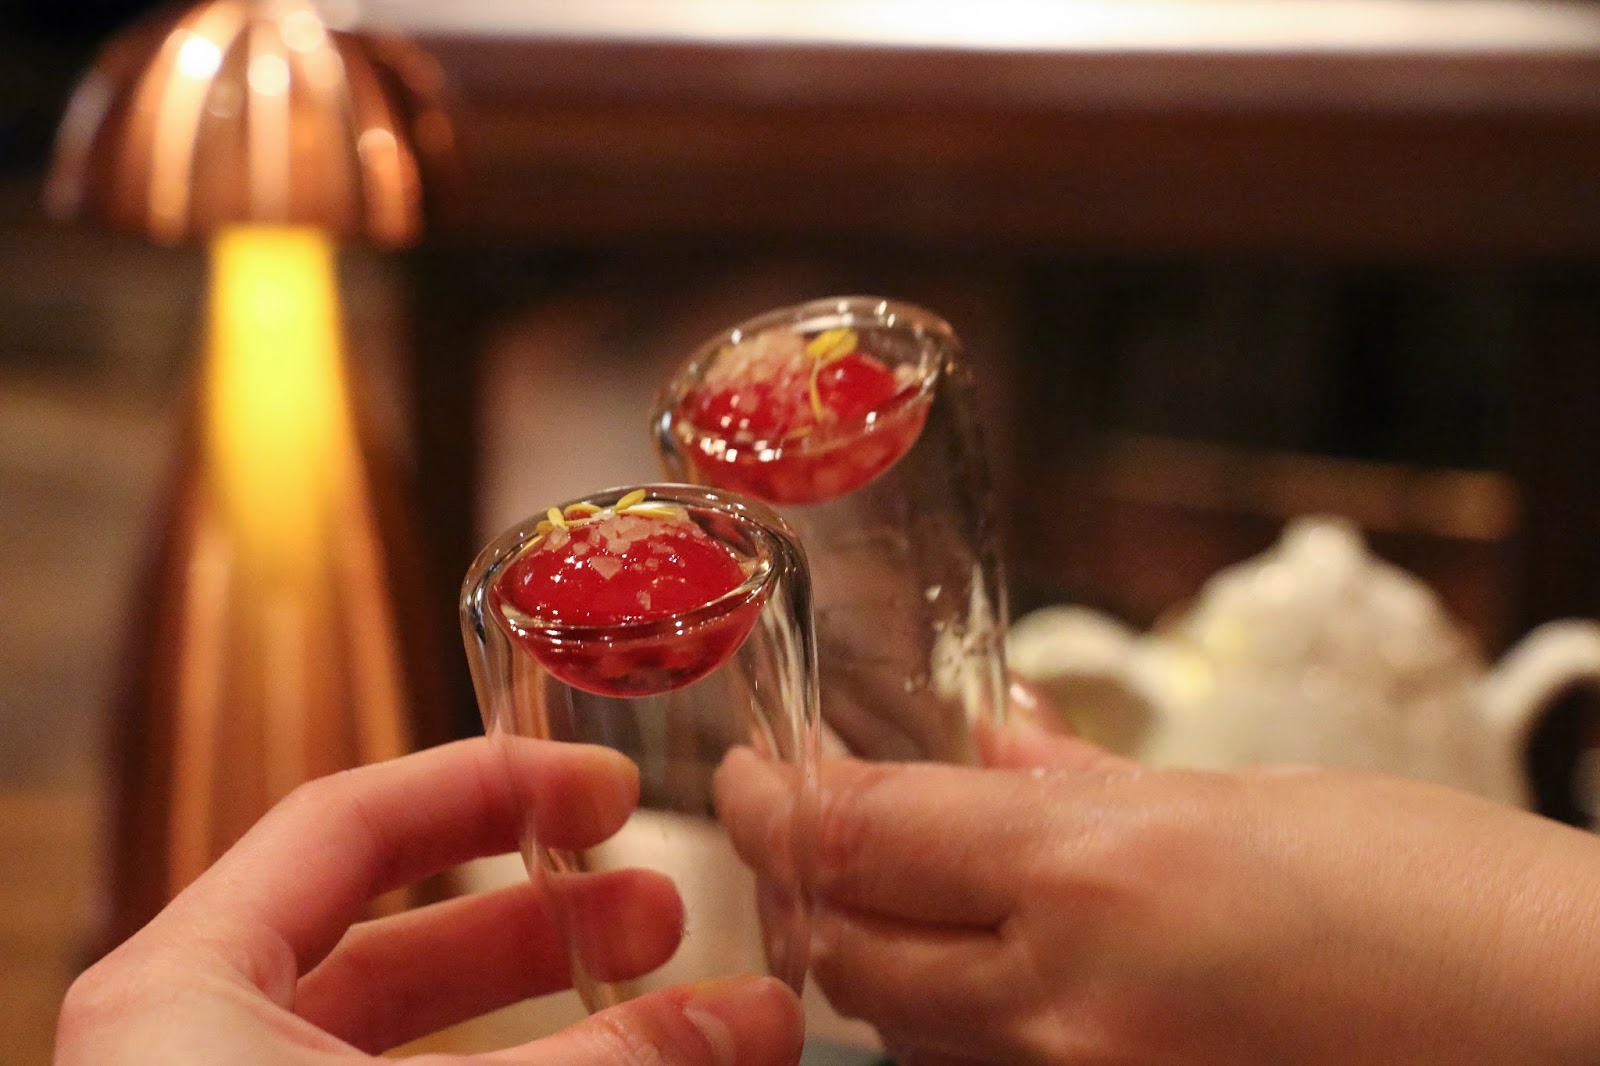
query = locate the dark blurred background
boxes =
[4,1,1600,1061]
[1,2,154,161]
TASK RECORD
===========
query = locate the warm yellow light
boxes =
[174,33,223,80]
[204,224,354,579]
[247,52,291,96]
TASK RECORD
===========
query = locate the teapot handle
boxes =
[1483,619,1600,743]
[1006,605,1154,755]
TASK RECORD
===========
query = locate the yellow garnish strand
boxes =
[805,327,858,420]
[534,491,676,547]
[805,327,857,364]
[627,502,690,521]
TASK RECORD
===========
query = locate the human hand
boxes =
[55,737,803,1065]
[718,720,1600,1065]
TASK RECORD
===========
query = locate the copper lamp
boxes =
[46,0,456,948]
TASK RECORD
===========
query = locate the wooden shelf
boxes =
[359,0,1600,256]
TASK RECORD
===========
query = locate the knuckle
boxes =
[584,1007,675,1066]
[272,767,391,879]
[814,763,898,887]
[310,940,397,1051]
[1068,778,1225,904]
[760,799,793,881]
[55,959,144,1049]
[806,916,873,1019]
[55,973,111,1035]
[272,771,347,824]
[808,953,859,1017]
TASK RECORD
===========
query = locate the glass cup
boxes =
[654,296,1006,764]
[460,484,819,1009]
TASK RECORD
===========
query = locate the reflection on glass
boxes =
[655,295,1006,764]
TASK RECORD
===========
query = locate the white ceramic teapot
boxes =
[1009,516,1600,809]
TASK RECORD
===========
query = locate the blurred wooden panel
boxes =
[0,791,96,1066]
[1013,433,1516,648]
[445,98,1600,257]
[352,0,1600,259]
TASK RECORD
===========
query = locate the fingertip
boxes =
[973,677,1078,766]
[980,719,1127,773]
[557,867,685,982]
[1006,676,1060,726]
[571,741,641,795]
[585,743,643,806]
[509,739,640,849]
[714,743,763,779]
[508,973,803,1066]
[712,746,795,876]
[679,975,805,1066]
[713,742,787,793]
[711,745,786,825]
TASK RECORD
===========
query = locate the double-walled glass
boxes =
[655,296,1006,764]
[461,484,819,1009]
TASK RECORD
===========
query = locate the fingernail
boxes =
[682,975,803,1066]
[683,1004,736,1066]
[1007,677,1045,713]
[1007,679,1067,732]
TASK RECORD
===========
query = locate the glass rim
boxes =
[461,483,802,643]
[723,294,959,347]
[652,294,959,424]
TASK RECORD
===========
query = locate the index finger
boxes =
[717,749,1045,927]
[146,735,637,998]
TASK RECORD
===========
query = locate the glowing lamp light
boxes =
[207,225,349,578]
[46,0,455,948]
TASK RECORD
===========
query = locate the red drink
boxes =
[670,324,932,505]
[462,485,818,1010]
[491,491,768,697]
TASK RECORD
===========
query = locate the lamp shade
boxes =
[44,0,453,246]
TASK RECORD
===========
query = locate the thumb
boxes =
[479,974,803,1066]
